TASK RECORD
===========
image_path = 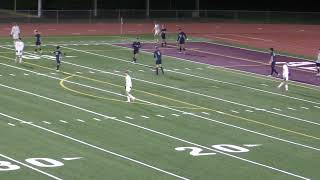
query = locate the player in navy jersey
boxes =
[177,28,187,53]
[268,48,279,77]
[160,25,167,47]
[132,37,141,63]
[34,30,42,54]
[53,46,63,71]
[154,46,164,75]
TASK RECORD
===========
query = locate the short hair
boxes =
[56,46,60,49]
[270,48,274,51]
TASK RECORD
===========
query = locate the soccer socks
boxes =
[132,57,136,63]
[179,47,182,52]
[127,93,135,102]
[56,64,60,71]
[285,84,288,91]
[278,82,284,88]
[317,68,320,74]
[161,67,164,74]
[156,67,159,75]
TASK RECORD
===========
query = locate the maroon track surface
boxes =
[116,42,320,86]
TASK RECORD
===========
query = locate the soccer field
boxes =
[0,35,319,180]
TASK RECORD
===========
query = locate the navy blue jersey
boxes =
[177,32,187,42]
[54,50,62,62]
[154,50,162,60]
[35,33,41,42]
[161,28,167,37]
[270,51,276,65]
[132,41,141,51]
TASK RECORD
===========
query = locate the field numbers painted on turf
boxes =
[175,147,217,156]
[211,144,249,153]
[25,158,64,168]
[175,144,255,157]
[0,161,20,171]
[0,157,81,172]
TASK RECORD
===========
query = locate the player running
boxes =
[10,22,20,42]
[152,22,161,43]
[316,48,320,76]
[125,71,136,102]
[177,28,187,53]
[154,46,164,75]
[160,25,167,47]
[14,38,24,63]
[278,62,290,91]
[34,30,42,54]
[268,48,279,77]
[53,46,63,72]
[132,37,141,63]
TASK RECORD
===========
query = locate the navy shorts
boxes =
[133,49,139,55]
[316,63,320,67]
[161,34,166,39]
[156,59,162,65]
[178,40,185,45]
[36,41,41,46]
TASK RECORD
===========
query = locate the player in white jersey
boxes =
[277,62,289,91]
[152,22,161,42]
[10,23,20,41]
[14,38,24,63]
[125,71,136,102]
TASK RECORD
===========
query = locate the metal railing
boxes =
[1,9,320,24]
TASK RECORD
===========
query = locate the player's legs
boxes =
[132,50,138,63]
[126,89,135,102]
[155,64,159,75]
[56,59,61,71]
[160,64,164,74]
[316,63,320,75]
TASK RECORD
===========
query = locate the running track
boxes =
[116,42,320,86]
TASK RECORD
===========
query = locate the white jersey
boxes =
[317,52,320,63]
[154,24,160,35]
[125,74,132,92]
[282,64,289,81]
[10,25,20,40]
[15,41,24,56]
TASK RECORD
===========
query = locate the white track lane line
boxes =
[0,153,63,180]
[0,61,318,153]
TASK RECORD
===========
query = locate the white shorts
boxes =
[12,34,19,40]
[283,75,289,81]
[16,50,23,56]
[154,30,160,36]
[126,87,132,93]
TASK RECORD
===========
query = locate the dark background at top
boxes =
[0,0,319,12]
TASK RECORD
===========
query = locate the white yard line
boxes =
[59,46,320,126]
[0,90,312,180]
[156,115,165,118]
[93,118,102,121]
[0,153,63,180]
[42,121,51,124]
[76,119,85,123]
[8,123,16,126]
[0,59,319,154]
[125,116,134,120]
[59,120,68,123]
[0,112,189,180]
